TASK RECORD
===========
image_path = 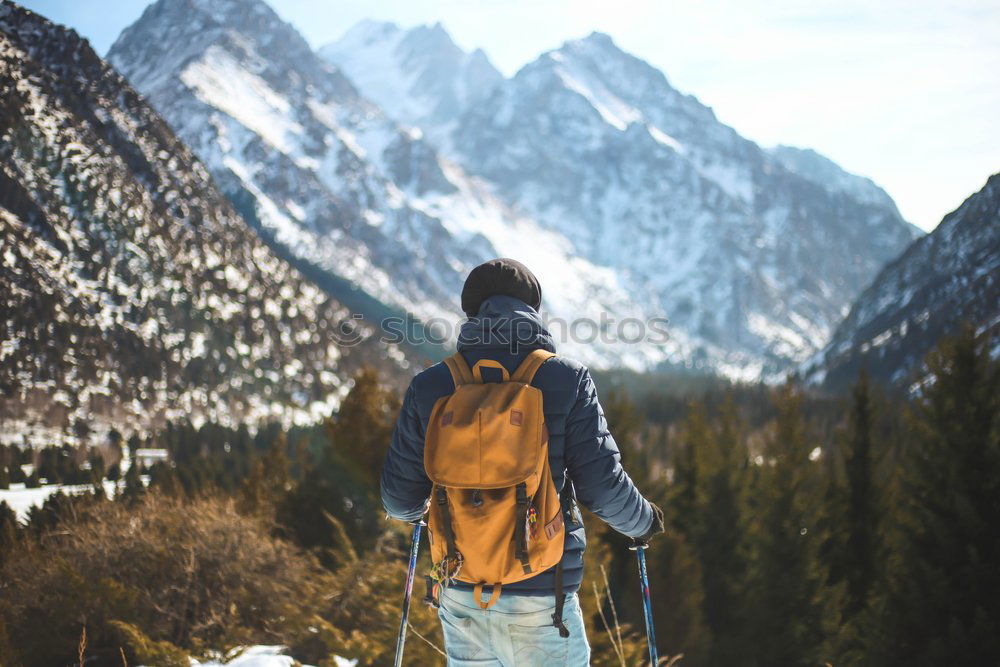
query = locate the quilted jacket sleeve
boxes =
[380,381,432,521]
[563,366,653,538]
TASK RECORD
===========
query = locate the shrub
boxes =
[0,493,334,666]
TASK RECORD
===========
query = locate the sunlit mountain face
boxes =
[805,173,1000,390]
[104,0,914,380]
[332,15,919,378]
[0,1,406,447]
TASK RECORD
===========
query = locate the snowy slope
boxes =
[0,1,402,448]
[768,145,908,214]
[320,20,502,147]
[107,0,679,370]
[192,645,354,666]
[324,22,919,376]
[110,5,919,378]
[806,173,1000,389]
[448,32,921,377]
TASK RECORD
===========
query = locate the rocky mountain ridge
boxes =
[806,173,999,389]
[0,0,402,447]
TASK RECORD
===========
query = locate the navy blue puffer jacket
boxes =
[380,295,653,595]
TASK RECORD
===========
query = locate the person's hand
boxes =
[635,502,665,546]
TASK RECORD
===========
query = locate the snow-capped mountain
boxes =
[326,24,919,377]
[446,32,920,376]
[108,1,920,378]
[0,1,403,448]
[807,173,1000,389]
[107,0,679,370]
[320,20,502,146]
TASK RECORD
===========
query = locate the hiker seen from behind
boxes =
[381,258,665,666]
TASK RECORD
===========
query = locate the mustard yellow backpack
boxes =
[424,349,566,615]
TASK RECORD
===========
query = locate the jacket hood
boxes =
[457,295,556,354]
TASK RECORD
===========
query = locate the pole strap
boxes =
[552,559,570,638]
[423,575,439,608]
[514,482,532,574]
[436,486,458,561]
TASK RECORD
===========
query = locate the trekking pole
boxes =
[394,518,424,667]
[630,539,659,665]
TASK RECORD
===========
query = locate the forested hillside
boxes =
[0,1,404,448]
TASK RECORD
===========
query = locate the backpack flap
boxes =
[425,354,549,490]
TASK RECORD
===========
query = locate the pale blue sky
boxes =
[22,0,1000,232]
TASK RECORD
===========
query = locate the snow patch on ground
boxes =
[191,645,355,667]
[0,480,125,520]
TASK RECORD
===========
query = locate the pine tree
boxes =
[818,368,884,660]
[278,368,398,560]
[877,328,1000,665]
[746,382,826,666]
[87,448,106,484]
[238,433,291,517]
[603,387,644,452]
[669,402,706,538]
[693,396,750,666]
[601,391,710,664]
[327,367,399,488]
[0,500,18,562]
[122,458,145,503]
[148,461,182,497]
[844,371,879,617]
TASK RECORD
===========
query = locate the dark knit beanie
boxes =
[461,258,542,317]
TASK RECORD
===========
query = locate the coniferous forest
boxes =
[0,328,996,666]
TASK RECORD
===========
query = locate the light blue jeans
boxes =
[437,586,591,666]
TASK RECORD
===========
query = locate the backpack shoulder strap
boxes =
[511,349,556,384]
[443,352,474,387]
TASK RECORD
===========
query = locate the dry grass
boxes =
[0,493,334,666]
[77,625,87,666]
[590,563,684,667]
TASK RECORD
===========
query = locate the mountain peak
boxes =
[534,28,669,90]
[405,20,463,55]
[321,19,502,137]
[339,18,401,41]
[558,30,627,60]
[134,0,286,34]
[582,30,616,46]
[110,0,361,114]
